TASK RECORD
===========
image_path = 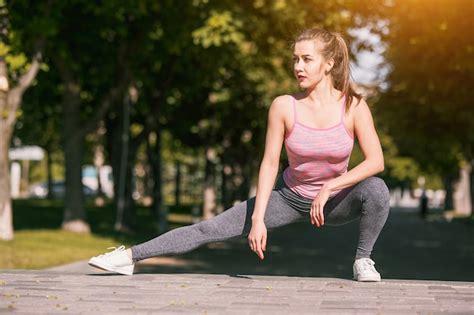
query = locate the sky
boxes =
[350,27,388,88]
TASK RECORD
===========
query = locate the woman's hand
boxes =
[310,186,331,227]
[248,220,267,260]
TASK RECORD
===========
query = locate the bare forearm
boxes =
[325,159,384,193]
[251,162,279,222]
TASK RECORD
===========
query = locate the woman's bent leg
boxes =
[323,176,390,259]
[131,190,305,262]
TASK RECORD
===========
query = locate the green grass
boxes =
[0,229,118,269]
[0,199,196,269]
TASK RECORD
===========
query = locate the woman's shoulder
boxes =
[272,94,294,105]
[269,94,294,114]
[346,94,368,112]
[350,96,376,126]
[350,96,369,111]
[266,95,294,126]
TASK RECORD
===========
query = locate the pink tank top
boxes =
[283,95,354,200]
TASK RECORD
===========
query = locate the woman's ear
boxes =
[325,58,334,75]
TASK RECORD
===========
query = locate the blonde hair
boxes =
[293,28,361,112]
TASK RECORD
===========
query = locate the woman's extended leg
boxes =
[322,176,391,260]
[130,189,306,262]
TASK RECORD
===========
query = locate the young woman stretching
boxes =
[89,28,390,282]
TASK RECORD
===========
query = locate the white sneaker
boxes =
[353,258,381,282]
[88,245,135,276]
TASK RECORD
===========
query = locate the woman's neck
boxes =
[302,77,339,107]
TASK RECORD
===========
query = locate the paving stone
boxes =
[3,269,470,314]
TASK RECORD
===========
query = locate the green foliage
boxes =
[0,42,9,56]
[1,33,29,74]
[377,0,474,182]
[192,10,244,48]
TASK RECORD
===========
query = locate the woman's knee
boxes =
[194,206,244,237]
[195,218,220,236]
[359,176,390,206]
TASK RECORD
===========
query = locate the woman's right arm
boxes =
[248,96,287,260]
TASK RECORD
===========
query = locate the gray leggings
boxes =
[131,175,390,262]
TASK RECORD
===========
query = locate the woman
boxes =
[89,28,390,282]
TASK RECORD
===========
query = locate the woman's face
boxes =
[293,40,332,89]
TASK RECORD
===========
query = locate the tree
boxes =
[0,1,45,240]
[41,1,152,232]
[376,0,474,210]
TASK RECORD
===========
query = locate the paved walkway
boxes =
[1,208,473,314]
[1,269,473,314]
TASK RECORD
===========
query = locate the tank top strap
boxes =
[291,95,298,124]
[339,95,347,123]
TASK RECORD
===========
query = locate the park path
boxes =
[1,208,473,314]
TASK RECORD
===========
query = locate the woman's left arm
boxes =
[310,98,384,227]
[325,98,384,193]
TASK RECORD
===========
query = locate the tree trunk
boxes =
[105,103,137,232]
[469,159,474,220]
[61,87,90,233]
[175,160,181,207]
[54,49,129,233]
[117,133,141,232]
[93,144,105,198]
[0,131,13,240]
[147,131,167,232]
[443,176,454,211]
[114,94,131,232]
[0,51,41,240]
